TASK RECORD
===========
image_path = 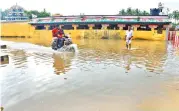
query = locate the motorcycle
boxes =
[51,36,77,52]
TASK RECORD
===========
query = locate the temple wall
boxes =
[1,22,167,42]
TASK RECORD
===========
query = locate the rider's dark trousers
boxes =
[57,38,65,48]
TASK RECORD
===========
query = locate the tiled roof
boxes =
[29,15,171,25]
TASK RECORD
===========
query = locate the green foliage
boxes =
[143,11,149,15]
[118,8,178,24]
[1,9,8,20]
[170,10,179,24]
[172,10,179,19]
[119,9,126,15]
[119,7,149,16]
[25,9,51,19]
[126,7,132,15]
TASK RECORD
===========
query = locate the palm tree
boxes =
[118,8,149,16]
[119,9,126,15]
[143,11,149,15]
[126,7,132,15]
[135,8,140,16]
[132,9,136,15]
[168,13,173,19]
[173,10,179,24]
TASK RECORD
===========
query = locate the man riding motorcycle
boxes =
[57,27,65,48]
[52,26,72,50]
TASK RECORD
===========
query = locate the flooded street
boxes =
[1,39,179,111]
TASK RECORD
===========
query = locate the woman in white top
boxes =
[125,26,133,50]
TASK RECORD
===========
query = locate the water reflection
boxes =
[52,53,75,75]
[76,40,168,74]
[10,50,28,69]
[1,38,179,111]
[2,38,170,74]
[0,38,173,75]
[122,51,132,73]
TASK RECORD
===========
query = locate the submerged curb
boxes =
[0,45,7,49]
[0,55,9,62]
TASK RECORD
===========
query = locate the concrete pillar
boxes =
[44,25,50,30]
[102,24,109,30]
[72,24,78,30]
[117,24,126,39]
[119,27,123,30]
[117,24,125,30]
[132,25,140,31]
[149,25,158,34]
[59,25,64,29]
[31,25,36,30]
[166,27,169,41]
[88,24,94,30]
[164,24,172,41]
[151,28,155,32]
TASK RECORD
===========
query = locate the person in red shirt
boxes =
[52,25,59,38]
[52,25,65,49]
[57,27,64,38]
[52,25,60,49]
[57,27,65,48]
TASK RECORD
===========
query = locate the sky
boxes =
[0,0,179,15]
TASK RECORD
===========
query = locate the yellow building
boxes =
[1,14,171,43]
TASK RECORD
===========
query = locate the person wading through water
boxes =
[125,26,133,50]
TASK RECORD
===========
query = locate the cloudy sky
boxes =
[0,0,179,15]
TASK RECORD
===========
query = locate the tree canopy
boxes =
[169,10,179,24]
[118,8,179,25]
[119,7,150,16]
[24,9,51,19]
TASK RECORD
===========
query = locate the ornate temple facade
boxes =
[5,4,28,21]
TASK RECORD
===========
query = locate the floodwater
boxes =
[1,39,179,111]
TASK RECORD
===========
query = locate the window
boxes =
[123,25,130,30]
[137,25,151,31]
[154,25,163,34]
[62,25,74,30]
[48,25,54,30]
[35,25,45,30]
[18,9,22,12]
[107,24,119,30]
[93,24,102,29]
[77,25,89,29]
[48,25,61,30]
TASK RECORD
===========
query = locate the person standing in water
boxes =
[125,26,133,50]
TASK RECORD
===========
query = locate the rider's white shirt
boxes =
[126,30,133,44]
